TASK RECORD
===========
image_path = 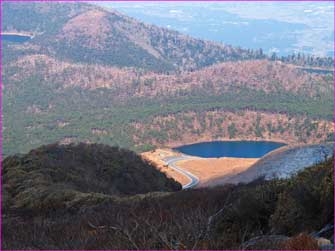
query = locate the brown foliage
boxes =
[9,55,331,100]
[282,233,319,250]
[1,148,333,250]
[131,110,333,147]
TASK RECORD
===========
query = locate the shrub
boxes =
[270,158,334,235]
[282,233,319,250]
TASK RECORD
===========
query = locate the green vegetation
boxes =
[275,52,334,68]
[254,113,264,137]
[2,143,181,214]
[228,123,237,138]
[216,158,334,247]
[3,79,333,155]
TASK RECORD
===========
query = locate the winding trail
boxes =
[163,155,200,189]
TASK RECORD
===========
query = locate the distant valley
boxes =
[102,2,334,57]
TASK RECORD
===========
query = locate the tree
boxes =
[228,123,237,139]
[271,52,277,61]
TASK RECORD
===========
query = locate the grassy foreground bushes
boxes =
[2,145,333,249]
[214,157,333,248]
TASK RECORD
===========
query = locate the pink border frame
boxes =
[0,0,334,250]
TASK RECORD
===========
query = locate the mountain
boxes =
[2,143,181,214]
[2,2,333,156]
[3,2,259,72]
[2,2,334,250]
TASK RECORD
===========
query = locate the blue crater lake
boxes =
[174,141,286,158]
[2,34,31,43]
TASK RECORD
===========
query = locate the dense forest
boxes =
[2,53,333,154]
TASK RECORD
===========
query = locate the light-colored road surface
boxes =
[164,155,199,189]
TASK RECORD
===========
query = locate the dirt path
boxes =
[141,149,259,187]
[164,155,200,189]
[141,149,190,185]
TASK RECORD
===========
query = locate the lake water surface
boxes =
[174,141,286,158]
[2,34,31,43]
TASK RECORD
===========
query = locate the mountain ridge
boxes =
[3,2,259,72]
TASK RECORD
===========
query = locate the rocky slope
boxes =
[241,143,333,180]
[205,143,333,187]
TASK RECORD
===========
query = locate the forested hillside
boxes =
[2,2,334,250]
[131,110,333,147]
[2,143,181,214]
[2,1,333,155]
[2,2,259,72]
